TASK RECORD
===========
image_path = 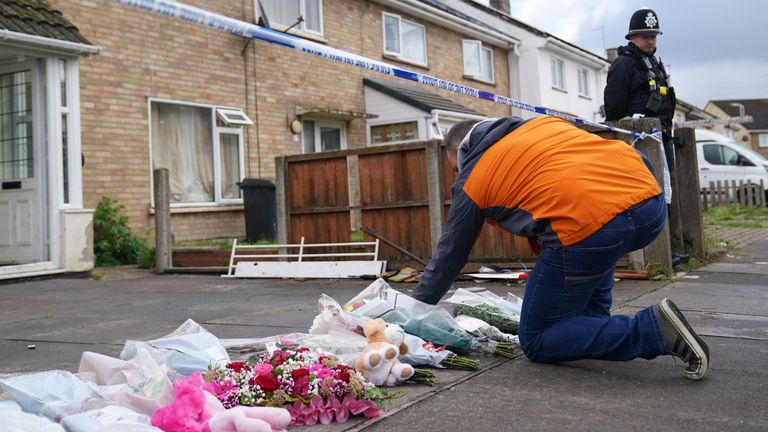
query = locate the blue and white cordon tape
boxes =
[113,0,661,144]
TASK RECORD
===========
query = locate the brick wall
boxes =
[57,0,509,242]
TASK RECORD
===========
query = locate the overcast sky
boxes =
[508,0,768,109]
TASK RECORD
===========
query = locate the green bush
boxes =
[93,196,152,267]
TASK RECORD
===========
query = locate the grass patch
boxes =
[703,206,768,226]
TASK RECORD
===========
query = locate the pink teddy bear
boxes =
[151,372,291,432]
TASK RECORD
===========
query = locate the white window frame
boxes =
[147,98,248,207]
[368,118,422,146]
[550,56,566,91]
[759,133,768,149]
[216,127,246,203]
[301,118,347,153]
[577,66,590,98]
[382,12,428,67]
[462,40,494,83]
[255,0,324,38]
[216,108,253,126]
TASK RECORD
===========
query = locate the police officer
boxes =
[604,8,688,266]
[604,8,676,134]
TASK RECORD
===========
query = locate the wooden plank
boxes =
[233,260,387,278]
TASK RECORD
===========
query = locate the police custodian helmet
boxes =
[625,8,662,39]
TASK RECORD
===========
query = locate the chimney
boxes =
[606,47,618,63]
[490,0,510,15]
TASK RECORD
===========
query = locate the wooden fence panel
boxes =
[287,158,349,211]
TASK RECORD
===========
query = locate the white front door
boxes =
[0,65,42,264]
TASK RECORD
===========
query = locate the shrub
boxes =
[93,196,152,267]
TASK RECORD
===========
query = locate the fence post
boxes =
[610,118,673,274]
[275,156,289,259]
[153,168,172,273]
[673,128,706,260]
[761,180,766,207]
[425,140,444,251]
[347,155,362,231]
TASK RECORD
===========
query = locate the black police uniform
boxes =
[603,43,676,132]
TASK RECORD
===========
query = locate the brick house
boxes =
[706,99,768,158]
[1,0,609,277]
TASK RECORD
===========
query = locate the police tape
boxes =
[113,0,661,143]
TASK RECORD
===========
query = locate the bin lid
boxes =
[238,178,275,189]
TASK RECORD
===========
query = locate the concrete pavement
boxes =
[1,238,767,430]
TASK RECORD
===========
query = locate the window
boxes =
[302,119,346,153]
[258,0,323,36]
[370,121,418,145]
[550,57,565,90]
[462,40,494,82]
[382,13,427,65]
[702,144,740,166]
[577,67,589,97]
[0,70,32,181]
[759,133,768,148]
[150,100,246,204]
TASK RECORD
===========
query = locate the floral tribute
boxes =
[203,347,389,425]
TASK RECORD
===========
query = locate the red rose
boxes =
[291,368,309,380]
[226,362,250,373]
[254,374,280,392]
[335,365,352,383]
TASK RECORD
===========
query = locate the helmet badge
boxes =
[644,12,657,28]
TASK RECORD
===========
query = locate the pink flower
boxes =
[251,363,273,376]
[315,367,335,379]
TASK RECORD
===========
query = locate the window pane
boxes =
[550,59,558,87]
[463,41,481,76]
[220,133,241,199]
[304,0,321,33]
[480,47,493,81]
[303,120,315,153]
[759,134,768,148]
[702,144,723,165]
[320,127,341,151]
[0,70,33,180]
[261,0,300,27]
[722,147,739,165]
[370,121,418,144]
[151,103,214,203]
[59,59,67,108]
[401,20,425,63]
[384,15,400,53]
[62,114,69,204]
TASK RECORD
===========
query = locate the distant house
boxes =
[706,99,768,157]
[444,0,611,122]
[0,0,99,279]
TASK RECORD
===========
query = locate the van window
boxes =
[703,144,740,166]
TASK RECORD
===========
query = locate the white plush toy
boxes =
[355,318,414,386]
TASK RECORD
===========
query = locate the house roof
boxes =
[0,0,92,45]
[363,77,484,116]
[710,99,768,130]
[457,0,609,64]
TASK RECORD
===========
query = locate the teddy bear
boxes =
[150,372,291,432]
[355,318,415,386]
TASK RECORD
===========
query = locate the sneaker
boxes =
[654,298,710,380]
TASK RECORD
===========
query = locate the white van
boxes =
[695,129,768,200]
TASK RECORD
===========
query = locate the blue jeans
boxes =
[519,194,669,363]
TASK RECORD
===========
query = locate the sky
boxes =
[508,0,768,109]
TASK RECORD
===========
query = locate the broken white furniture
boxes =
[223,237,386,278]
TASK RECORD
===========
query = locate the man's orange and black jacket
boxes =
[412,115,662,304]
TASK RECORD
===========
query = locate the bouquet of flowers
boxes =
[203,347,389,426]
[445,288,522,335]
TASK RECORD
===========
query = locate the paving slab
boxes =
[625,281,768,315]
[699,262,768,275]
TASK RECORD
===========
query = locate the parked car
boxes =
[695,128,768,201]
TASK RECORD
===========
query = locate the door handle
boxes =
[700,167,709,171]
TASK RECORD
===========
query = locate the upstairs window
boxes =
[259,0,323,36]
[759,133,768,149]
[550,57,566,91]
[577,67,590,97]
[383,12,427,65]
[463,40,494,83]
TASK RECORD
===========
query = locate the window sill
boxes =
[268,24,327,44]
[578,94,592,100]
[551,86,568,94]
[463,75,495,86]
[148,203,244,215]
[383,54,429,70]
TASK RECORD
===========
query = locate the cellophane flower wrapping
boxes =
[444,288,522,335]
[203,347,387,425]
[343,279,476,353]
